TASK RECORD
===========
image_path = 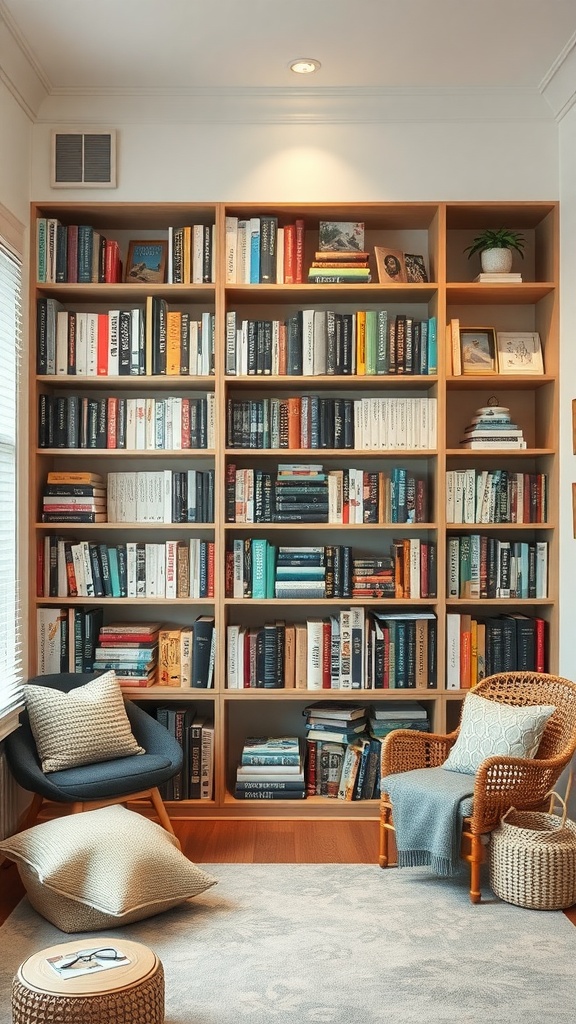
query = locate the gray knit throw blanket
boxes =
[383,766,475,877]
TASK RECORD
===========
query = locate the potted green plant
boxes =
[464,228,525,274]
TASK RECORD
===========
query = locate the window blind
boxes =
[0,239,23,738]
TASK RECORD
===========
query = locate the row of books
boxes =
[38,537,215,600]
[36,219,122,285]
[226,610,438,690]
[226,396,438,450]
[446,469,548,524]
[446,613,546,690]
[305,701,431,799]
[447,536,548,600]
[37,299,215,377]
[167,223,215,284]
[226,464,430,524]
[96,619,215,689]
[225,215,305,285]
[39,394,216,451]
[225,309,438,376]
[226,540,437,601]
[106,470,215,524]
[157,707,215,800]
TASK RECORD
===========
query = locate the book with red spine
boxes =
[294,219,305,284]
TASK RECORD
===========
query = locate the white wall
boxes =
[559,103,576,681]
[0,78,31,225]
[31,110,560,203]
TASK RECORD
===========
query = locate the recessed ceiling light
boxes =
[289,58,321,75]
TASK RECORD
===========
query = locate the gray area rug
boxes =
[0,863,575,1023]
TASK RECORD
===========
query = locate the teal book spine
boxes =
[265,544,276,599]
[251,538,268,599]
[107,546,121,597]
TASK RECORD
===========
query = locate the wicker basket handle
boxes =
[502,790,568,831]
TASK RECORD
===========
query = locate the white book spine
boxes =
[339,609,352,689]
[306,619,324,689]
[126,541,137,598]
[227,624,240,689]
[446,613,461,690]
[108,310,120,375]
[225,216,238,284]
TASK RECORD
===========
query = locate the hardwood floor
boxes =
[1,819,574,926]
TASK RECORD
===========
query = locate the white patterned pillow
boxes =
[443,690,555,775]
[24,671,144,772]
[0,806,217,931]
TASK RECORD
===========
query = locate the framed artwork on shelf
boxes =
[403,253,429,283]
[125,240,167,283]
[496,331,544,375]
[374,246,407,283]
[459,328,497,374]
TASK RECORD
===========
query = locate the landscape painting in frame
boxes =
[125,240,167,283]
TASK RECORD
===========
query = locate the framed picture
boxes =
[459,327,497,374]
[318,221,365,252]
[374,246,407,284]
[496,331,544,375]
[125,240,167,283]
[403,253,429,283]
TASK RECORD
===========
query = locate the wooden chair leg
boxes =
[149,786,177,838]
[379,800,392,868]
[20,793,44,832]
[469,833,483,904]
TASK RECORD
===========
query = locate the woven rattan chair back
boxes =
[471,672,576,762]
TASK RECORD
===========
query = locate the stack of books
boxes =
[234,736,306,800]
[368,701,430,739]
[460,405,527,450]
[42,471,107,524]
[308,220,371,284]
[302,703,378,800]
[474,272,522,283]
[274,546,326,599]
[94,622,161,686]
[274,465,329,523]
[351,557,396,599]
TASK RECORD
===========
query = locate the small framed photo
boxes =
[403,253,429,283]
[318,221,365,252]
[496,331,544,375]
[125,240,167,283]
[375,246,407,283]
[459,327,497,374]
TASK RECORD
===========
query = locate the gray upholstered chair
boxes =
[5,672,183,835]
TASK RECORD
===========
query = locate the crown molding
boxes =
[0,6,48,119]
[540,31,576,121]
[35,85,554,126]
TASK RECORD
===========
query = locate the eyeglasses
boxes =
[57,948,124,970]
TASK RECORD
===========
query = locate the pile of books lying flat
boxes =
[307,221,371,284]
[234,736,306,800]
[368,701,430,738]
[460,405,527,450]
[95,621,160,686]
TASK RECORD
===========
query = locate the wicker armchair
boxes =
[379,672,576,903]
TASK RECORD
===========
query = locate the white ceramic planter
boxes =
[481,247,513,273]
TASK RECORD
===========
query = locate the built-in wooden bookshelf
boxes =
[28,200,559,819]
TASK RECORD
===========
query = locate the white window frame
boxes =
[0,203,24,741]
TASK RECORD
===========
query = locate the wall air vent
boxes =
[50,130,117,188]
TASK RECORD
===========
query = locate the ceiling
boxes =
[2,0,576,94]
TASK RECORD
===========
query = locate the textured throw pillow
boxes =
[443,690,555,775]
[24,670,144,773]
[0,805,217,932]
